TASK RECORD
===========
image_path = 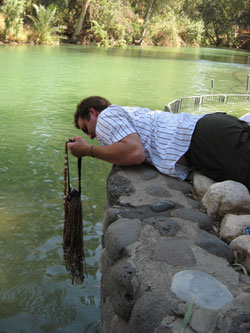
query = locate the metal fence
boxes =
[164,94,250,113]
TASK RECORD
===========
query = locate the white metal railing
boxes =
[164,94,250,113]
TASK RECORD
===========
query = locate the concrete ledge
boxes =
[100,164,250,333]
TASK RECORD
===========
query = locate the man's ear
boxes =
[89,107,99,118]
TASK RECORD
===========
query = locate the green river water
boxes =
[0,44,250,332]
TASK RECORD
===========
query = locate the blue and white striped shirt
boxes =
[96,105,205,180]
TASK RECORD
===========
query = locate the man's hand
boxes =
[67,136,90,157]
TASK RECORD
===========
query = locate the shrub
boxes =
[0,13,5,40]
[1,0,25,40]
[177,16,204,46]
[28,4,65,44]
[88,0,133,47]
[147,14,182,47]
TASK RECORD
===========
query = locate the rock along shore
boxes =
[100,163,250,333]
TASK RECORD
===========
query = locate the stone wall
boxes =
[100,163,250,333]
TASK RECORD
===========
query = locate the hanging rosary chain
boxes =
[78,157,82,195]
[64,140,82,198]
[63,140,85,283]
[64,142,68,197]
[64,141,69,214]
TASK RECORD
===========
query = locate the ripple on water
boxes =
[0,282,78,327]
[37,236,61,252]
[26,236,62,261]
[46,265,67,278]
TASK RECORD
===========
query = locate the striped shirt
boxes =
[96,105,206,180]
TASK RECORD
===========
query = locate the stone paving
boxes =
[100,164,250,333]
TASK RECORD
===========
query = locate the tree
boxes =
[198,0,245,46]
[139,0,156,44]
[183,0,202,20]
[129,0,185,44]
[71,0,89,42]
[235,0,250,49]
[237,0,250,30]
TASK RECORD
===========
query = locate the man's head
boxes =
[74,96,111,129]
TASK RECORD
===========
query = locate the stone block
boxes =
[165,177,192,194]
[193,171,215,199]
[225,313,250,332]
[141,169,158,180]
[201,181,250,219]
[190,307,217,333]
[240,274,250,284]
[151,201,175,213]
[170,208,212,231]
[99,249,114,274]
[128,292,172,333]
[153,239,196,266]
[230,235,250,273]
[164,318,194,333]
[215,293,250,332]
[145,185,170,197]
[107,260,139,321]
[185,197,201,209]
[154,316,175,333]
[195,229,234,264]
[101,295,129,333]
[104,207,121,227]
[144,216,180,236]
[105,218,141,260]
[105,205,151,228]
[112,205,151,221]
[220,214,250,243]
[107,173,135,205]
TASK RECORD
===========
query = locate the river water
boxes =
[0,45,249,332]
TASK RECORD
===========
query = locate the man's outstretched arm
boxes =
[68,133,145,166]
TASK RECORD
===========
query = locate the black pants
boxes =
[185,113,250,190]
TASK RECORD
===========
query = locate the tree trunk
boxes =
[139,0,157,45]
[205,28,217,45]
[71,0,89,43]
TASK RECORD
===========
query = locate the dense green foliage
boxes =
[28,4,65,43]
[1,0,25,41]
[0,0,249,48]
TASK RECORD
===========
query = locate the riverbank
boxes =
[0,39,250,52]
[101,163,250,332]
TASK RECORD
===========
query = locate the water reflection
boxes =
[67,44,250,65]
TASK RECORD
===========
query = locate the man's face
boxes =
[78,108,99,140]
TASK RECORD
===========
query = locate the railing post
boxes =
[211,79,214,94]
[246,75,250,94]
[177,100,181,113]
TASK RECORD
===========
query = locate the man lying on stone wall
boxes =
[68,96,250,191]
